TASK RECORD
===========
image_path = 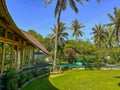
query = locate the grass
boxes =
[22,76,58,90]
[22,70,120,90]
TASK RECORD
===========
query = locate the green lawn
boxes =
[22,70,120,90]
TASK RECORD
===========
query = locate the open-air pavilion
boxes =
[0,0,50,74]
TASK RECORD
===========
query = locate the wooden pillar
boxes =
[24,48,26,68]
[30,48,33,65]
[10,44,14,68]
[22,49,24,68]
[28,48,30,67]
[24,48,26,67]
[26,48,29,67]
[1,28,7,74]
[11,33,15,68]
[20,48,23,69]
[15,46,18,70]
[1,42,6,74]
[32,49,34,65]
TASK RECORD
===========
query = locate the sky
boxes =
[6,0,120,40]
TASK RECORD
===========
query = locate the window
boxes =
[0,42,3,73]
[0,26,5,37]
[15,36,19,42]
[7,32,13,40]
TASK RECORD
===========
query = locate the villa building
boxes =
[0,0,50,74]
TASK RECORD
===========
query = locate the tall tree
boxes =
[42,37,54,52]
[104,26,117,48]
[107,7,120,45]
[45,0,100,71]
[51,22,68,45]
[28,30,37,38]
[91,24,106,48]
[28,30,43,42]
[49,22,68,66]
[70,19,85,40]
[45,0,85,71]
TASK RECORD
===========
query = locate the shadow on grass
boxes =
[114,76,120,78]
[118,83,120,87]
[22,76,58,90]
[114,76,120,87]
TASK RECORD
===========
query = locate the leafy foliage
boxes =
[91,24,106,48]
[19,72,28,87]
[2,68,18,90]
[107,7,120,43]
[28,30,43,42]
[70,19,85,40]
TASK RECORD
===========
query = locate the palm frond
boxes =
[47,34,55,41]
[62,0,67,11]
[107,13,114,22]
[76,0,84,5]
[114,7,117,16]
[69,0,79,14]
[104,23,114,27]
[54,0,60,17]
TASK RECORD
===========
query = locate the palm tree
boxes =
[91,24,106,48]
[107,7,120,45]
[51,22,68,45]
[45,0,85,71]
[50,22,68,66]
[70,19,85,40]
[104,26,117,48]
[45,0,100,71]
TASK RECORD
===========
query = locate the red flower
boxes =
[67,48,76,54]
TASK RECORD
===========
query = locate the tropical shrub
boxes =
[66,48,76,64]
[2,68,18,90]
[26,72,34,81]
[94,59,102,69]
[18,72,27,87]
[34,68,41,77]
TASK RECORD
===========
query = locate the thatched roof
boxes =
[21,30,50,55]
[0,0,50,55]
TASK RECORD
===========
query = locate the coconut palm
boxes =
[45,0,100,71]
[107,7,120,45]
[104,26,117,48]
[50,22,68,66]
[45,0,85,71]
[70,19,85,40]
[51,22,68,45]
[91,24,106,48]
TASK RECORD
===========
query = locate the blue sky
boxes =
[6,0,120,40]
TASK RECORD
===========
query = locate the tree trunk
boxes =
[53,0,63,72]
